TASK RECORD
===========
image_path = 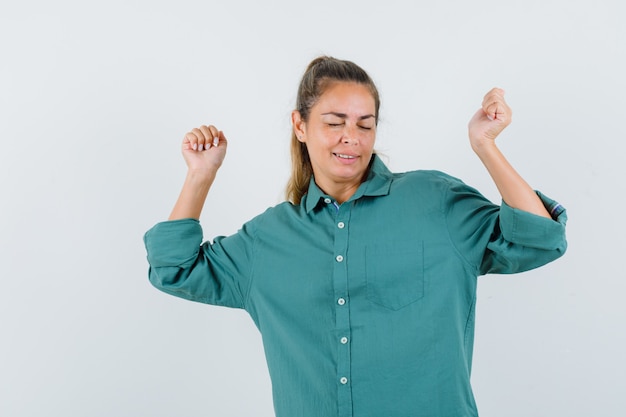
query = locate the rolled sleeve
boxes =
[144,218,254,309]
[498,191,568,251]
[144,218,203,268]
[481,191,567,275]
[442,173,568,276]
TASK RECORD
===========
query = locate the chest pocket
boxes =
[365,241,424,311]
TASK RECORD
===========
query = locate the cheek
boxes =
[312,129,341,146]
[362,132,376,147]
[306,135,333,154]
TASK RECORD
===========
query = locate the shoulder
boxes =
[243,200,302,230]
[391,168,466,193]
[385,168,489,213]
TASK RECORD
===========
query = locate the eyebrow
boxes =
[321,112,376,120]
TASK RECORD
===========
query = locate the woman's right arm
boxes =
[169,125,227,220]
[144,125,251,308]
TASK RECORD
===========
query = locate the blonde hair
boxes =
[286,56,381,205]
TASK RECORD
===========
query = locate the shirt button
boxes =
[336,255,344,262]
[340,337,348,344]
[337,298,346,306]
[337,222,345,229]
[340,377,348,385]
[324,198,332,204]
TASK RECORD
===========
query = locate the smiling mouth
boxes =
[334,153,357,159]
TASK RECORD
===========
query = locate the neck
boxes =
[312,155,375,204]
[315,177,364,205]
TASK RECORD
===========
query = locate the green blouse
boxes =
[144,155,567,417]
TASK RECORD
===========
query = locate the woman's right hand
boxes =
[182,125,228,173]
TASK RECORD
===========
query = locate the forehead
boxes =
[314,81,376,114]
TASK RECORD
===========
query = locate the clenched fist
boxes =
[468,88,512,152]
[181,124,228,173]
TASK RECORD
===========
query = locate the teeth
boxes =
[336,153,356,159]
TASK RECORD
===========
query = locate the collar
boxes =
[303,154,393,213]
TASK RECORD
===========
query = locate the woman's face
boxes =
[293,81,377,200]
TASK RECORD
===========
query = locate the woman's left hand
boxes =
[468,88,512,152]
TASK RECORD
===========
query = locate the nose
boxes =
[342,124,360,145]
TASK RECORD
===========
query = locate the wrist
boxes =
[180,169,217,198]
[186,167,218,184]
[471,139,499,158]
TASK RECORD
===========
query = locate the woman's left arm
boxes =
[468,88,551,219]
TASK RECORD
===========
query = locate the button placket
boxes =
[332,203,353,413]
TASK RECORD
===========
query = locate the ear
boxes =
[291,110,306,143]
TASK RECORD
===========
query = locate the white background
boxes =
[1,1,624,416]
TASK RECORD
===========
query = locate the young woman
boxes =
[144,56,567,417]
